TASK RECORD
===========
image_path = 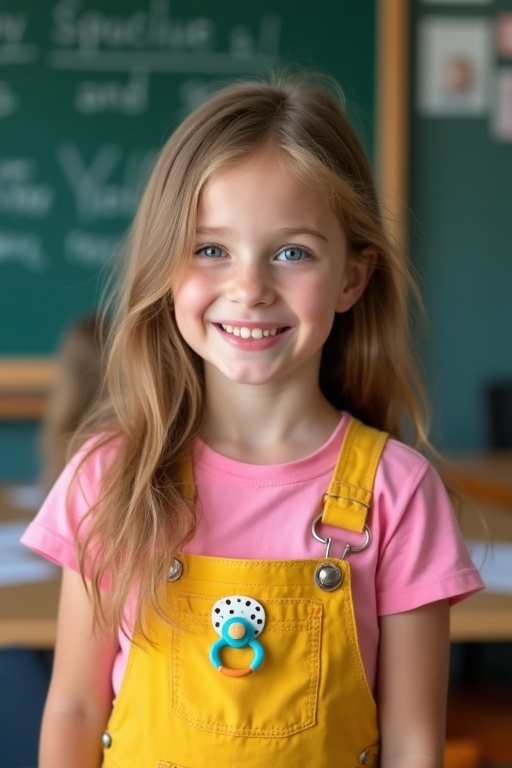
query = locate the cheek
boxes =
[174,272,212,322]
[295,278,339,330]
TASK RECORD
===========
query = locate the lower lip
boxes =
[213,325,290,350]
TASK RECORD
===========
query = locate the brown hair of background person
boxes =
[39,314,109,493]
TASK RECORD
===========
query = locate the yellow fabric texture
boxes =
[102,418,388,768]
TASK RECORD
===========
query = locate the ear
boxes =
[335,247,377,313]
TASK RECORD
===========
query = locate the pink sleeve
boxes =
[375,453,484,616]
[20,438,114,575]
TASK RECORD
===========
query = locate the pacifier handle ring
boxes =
[219,665,253,678]
[210,637,264,676]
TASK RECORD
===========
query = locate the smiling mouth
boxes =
[217,324,288,339]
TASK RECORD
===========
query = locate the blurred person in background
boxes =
[39,314,109,493]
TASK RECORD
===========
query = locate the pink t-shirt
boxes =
[21,413,484,695]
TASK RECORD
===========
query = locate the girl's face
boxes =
[174,149,370,393]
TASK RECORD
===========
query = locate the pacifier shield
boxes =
[210,595,266,675]
[211,595,266,637]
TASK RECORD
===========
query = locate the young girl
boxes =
[22,74,483,768]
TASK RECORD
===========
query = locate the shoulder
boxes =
[376,436,434,509]
[371,436,484,612]
[372,435,461,549]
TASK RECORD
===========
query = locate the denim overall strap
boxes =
[321,417,388,533]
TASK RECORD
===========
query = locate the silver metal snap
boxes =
[359,748,370,765]
[167,558,183,582]
[101,731,112,748]
[314,562,343,591]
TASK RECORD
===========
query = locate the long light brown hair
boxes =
[74,73,429,633]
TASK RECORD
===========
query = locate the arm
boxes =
[378,599,450,768]
[39,567,119,768]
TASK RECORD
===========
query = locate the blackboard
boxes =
[0,0,377,357]
[410,0,512,450]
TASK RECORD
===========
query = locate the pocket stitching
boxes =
[171,599,321,737]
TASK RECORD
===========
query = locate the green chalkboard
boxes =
[0,0,376,356]
[410,0,512,450]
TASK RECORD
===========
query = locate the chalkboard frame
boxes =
[0,2,409,419]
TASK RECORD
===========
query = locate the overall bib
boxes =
[102,418,388,768]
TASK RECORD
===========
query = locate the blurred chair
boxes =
[444,739,481,768]
[446,688,512,766]
[484,381,512,449]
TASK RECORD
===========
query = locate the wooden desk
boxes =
[444,451,512,507]
[0,486,60,647]
[450,496,512,642]
[0,576,60,648]
[1,488,512,647]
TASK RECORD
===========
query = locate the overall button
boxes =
[101,731,112,748]
[314,563,343,591]
[167,558,183,582]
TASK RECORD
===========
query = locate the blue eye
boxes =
[276,247,309,262]
[197,245,224,259]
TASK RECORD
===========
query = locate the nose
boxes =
[225,261,275,307]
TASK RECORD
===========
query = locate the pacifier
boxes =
[209,595,266,677]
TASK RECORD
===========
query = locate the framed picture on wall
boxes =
[417,17,492,115]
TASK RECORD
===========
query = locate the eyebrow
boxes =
[278,227,328,242]
[195,226,328,242]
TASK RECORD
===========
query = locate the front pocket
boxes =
[171,594,322,737]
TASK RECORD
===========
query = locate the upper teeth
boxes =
[221,325,278,339]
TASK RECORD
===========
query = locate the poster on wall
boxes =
[417,17,492,115]
[496,13,512,58]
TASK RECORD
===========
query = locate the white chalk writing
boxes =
[0,12,27,46]
[0,229,47,271]
[56,142,154,221]
[65,229,120,267]
[52,0,216,53]
[74,69,149,114]
[0,159,54,218]
[49,0,281,74]
[0,11,37,65]
[0,81,20,118]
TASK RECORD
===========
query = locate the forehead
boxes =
[196,149,337,227]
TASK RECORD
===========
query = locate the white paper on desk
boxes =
[0,521,58,586]
[468,541,512,594]
[7,484,45,511]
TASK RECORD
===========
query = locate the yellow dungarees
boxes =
[102,418,388,768]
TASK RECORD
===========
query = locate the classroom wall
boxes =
[409,0,512,451]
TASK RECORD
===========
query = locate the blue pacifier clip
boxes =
[209,595,266,677]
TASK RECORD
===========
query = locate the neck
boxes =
[200,369,341,464]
